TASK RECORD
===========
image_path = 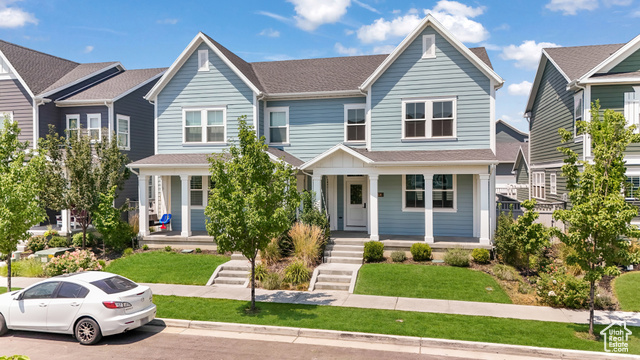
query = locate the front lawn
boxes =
[354,263,511,304]
[614,271,640,312]
[155,295,639,354]
[105,251,230,285]
[0,287,20,294]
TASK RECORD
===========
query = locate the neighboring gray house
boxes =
[129,15,504,249]
[0,40,165,232]
[494,119,529,198]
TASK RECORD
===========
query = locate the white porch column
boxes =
[479,174,490,245]
[60,209,70,234]
[138,175,150,237]
[423,173,434,243]
[369,175,379,241]
[312,175,322,209]
[180,175,191,237]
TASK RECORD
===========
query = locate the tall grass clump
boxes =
[289,222,324,267]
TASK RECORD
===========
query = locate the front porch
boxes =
[141,230,217,250]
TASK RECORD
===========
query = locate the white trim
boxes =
[490,80,496,154]
[32,101,38,148]
[573,91,584,138]
[266,106,290,145]
[65,113,80,139]
[328,175,338,231]
[344,103,366,144]
[112,71,165,102]
[344,176,368,230]
[300,144,374,170]
[422,34,436,59]
[265,90,363,100]
[182,106,227,145]
[154,99,158,154]
[116,114,131,150]
[550,173,557,195]
[38,63,124,98]
[401,174,457,213]
[532,171,545,200]
[579,34,640,82]
[624,91,640,132]
[365,86,372,150]
[107,102,114,143]
[529,161,564,169]
[86,113,102,141]
[252,92,258,137]
[580,77,640,85]
[360,14,503,91]
[584,85,592,159]
[189,175,208,209]
[511,146,529,173]
[0,50,35,98]
[401,97,457,140]
[198,49,209,72]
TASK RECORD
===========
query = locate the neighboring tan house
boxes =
[128,15,504,249]
[525,34,640,210]
[0,40,165,233]
[494,119,528,198]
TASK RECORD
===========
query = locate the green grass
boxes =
[0,287,21,294]
[0,259,45,277]
[354,263,512,304]
[105,251,230,285]
[614,272,640,312]
[155,295,640,354]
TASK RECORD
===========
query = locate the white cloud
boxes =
[633,9,640,17]
[287,0,351,31]
[432,0,485,17]
[545,0,598,15]
[83,45,94,54]
[256,10,293,24]
[345,29,355,35]
[427,11,489,43]
[494,23,510,31]
[480,43,502,51]
[353,0,380,14]
[259,28,280,37]
[0,4,37,28]
[507,81,533,96]
[372,44,396,54]
[501,112,526,124]
[501,40,561,70]
[334,42,361,56]
[603,0,632,6]
[356,13,422,43]
[156,18,178,25]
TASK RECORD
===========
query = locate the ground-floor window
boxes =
[532,172,545,199]
[190,176,204,207]
[403,174,456,211]
[626,176,640,199]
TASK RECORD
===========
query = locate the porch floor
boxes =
[331,231,491,250]
[141,231,216,251]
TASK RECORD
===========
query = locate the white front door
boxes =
[345,177,367,228]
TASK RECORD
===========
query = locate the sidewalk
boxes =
[3,276,640,327]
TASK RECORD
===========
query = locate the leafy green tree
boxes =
[93,186,135,251]
[513,199,549,274]
[0,119,47,291]
[554,101,640,336]
[39,126,130,249]
[205,117,300,311]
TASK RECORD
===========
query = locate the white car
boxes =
[0,271,156,345]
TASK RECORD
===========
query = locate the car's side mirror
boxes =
[12,291,23,301]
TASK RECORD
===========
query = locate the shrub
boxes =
[289,222,324,266]
[444,248,470,267]
[129,213,139,236]
[595,291,617,311]
[164,246,172,252]
[363,241,384,262]
[261,272,282,290]
[260,238,282,266]
[48,236,69,248]
[628,240,640,265]
[43,226,58,240]
[277,234,294,258]
[517,281,533,294]
[14,259,45,277]
[472,248,490,264]
[494,209,520,266]
[410,243,432,261]
[43,250,102,277]
[536,265,589,309]
[102,220,135,251]
[72,232,96,248]
[195,248,202,253]
[123,248,134,256]
[26,236,47,253]
[283,260,310,285]
[254,263,269,282]
[142,244,150,251]
[391,251,406,263]
[492,264,520,281]
[98,260,106,269]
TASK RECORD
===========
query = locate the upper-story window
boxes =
[117,114,130,150]
[344,104,366,143]
[87,114,101,141]
[66,114,80,139]
[422,34,436,59]
[183,107,226,144]
[267,107,289,145]
[624,91,640,132]
[402,98,456,139]
[550,173,557,195]
[198,50,209,71]
[574,92,583,138]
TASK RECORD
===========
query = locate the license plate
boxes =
[140,316,149,324]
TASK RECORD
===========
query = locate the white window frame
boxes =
[0,111,12,130]
[550,173,557,195]
[422,34,436,59]
[532,172,546,200]
[87,113,101,142]
[344,103,366,143]
[574,91,584,140]
[402,174,457,213]
[148,176,155,200]
[182,107,227,145]
[189,175,209,209]
[198,50,209,72]
[66,114,80,140]
[401,97,457,140]
[624,91,640,133]
[626,175,640,200]
[266,106,290,145]
[117,114,130,150]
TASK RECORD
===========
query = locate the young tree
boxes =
[0,119,47,291]
[40,127,130,249]
[554,101,640,336]
[513,199,549,274]
[205,117,300,312]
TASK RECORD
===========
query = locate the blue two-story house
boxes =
[129,15,504,249]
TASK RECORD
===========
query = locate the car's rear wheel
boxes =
[75,318,102,345]
[0,313,8,336]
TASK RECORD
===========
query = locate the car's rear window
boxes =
[90,276,138,294]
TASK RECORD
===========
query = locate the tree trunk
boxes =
[82,222,87,250]
[6,254,11,292]
[250,257,256,312]
[589,279,595,337]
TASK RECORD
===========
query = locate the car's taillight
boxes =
[103,301,132,309]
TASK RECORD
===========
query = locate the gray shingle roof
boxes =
[266,147,304,167]
[60,68,166,101]
[349,147,497,163]
[544,43,624,81]
[469,47,493,70]
[40,62,120,95]
[496,142,525,163]
[129,149,303,168]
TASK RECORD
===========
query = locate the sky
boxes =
[0,0,639,133]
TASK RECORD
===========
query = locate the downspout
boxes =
[105,100,114,143]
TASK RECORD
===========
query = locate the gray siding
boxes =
[496,121,528,143]
[378,174,474,237]
[0,79,33,143]
[591,84,640,153]
[515,160,529,202]
[496,163,514,176]
[266,97,365,161]
[611,48,640,73]
[156,42,255,154]
[57,106,109,135]
[370,26,491,151]
[169,175,208,232]
[530,61,581,164]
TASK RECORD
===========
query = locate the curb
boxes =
[148,318,638,359]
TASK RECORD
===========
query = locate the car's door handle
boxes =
[71,302,80,307]
[39,303,47,307]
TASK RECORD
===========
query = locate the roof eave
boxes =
[55,99,112,107]
[373,159,499,166]
[265,89,364,100]
[37,62,124,98]
[578,33,640,83]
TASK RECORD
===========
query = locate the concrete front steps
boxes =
[207,256,250,286]
[323,238,365,265]
[310,263,361,292]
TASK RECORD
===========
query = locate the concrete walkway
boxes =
[3,276,640,327]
